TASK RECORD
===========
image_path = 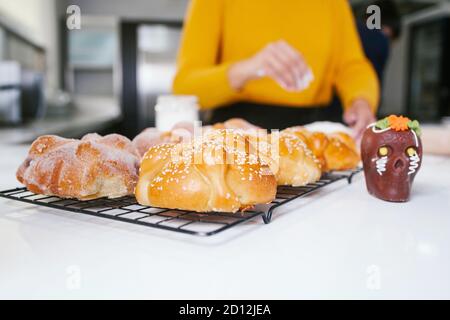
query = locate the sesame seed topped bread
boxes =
[135,130,277,213]
[212,118,261,131]
[207,127,321,187]
[283,127,360,172]
[275,130,322,186]
[17,134,141,200]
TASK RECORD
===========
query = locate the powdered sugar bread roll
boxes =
[17,134,140,200]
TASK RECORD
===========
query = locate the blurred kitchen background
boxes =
[0,0,449,143]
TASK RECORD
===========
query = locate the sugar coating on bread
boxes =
[17,134,141,200]
[136,130,277,213]
[132,128,172,158]
[132,126,194,158]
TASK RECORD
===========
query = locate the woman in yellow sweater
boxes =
[173,0,379,138]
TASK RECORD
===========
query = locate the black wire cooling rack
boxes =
[0,169,361,237]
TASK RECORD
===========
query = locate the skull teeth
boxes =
[376,156,388,176]
[408,154,420,175]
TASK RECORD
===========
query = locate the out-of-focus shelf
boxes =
[68,64,114,71]
[0,95,121,144]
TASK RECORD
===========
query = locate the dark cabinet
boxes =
[407,17,450,122]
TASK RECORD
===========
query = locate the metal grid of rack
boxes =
[0,169,360,236]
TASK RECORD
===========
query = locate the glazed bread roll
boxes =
[324,132,360,171]
[275,131,322,186]
[135,130,277,213]
[17,134,140,200]
[133,119,257,158]
[208,124,321,187]
[211,128,321,187]
[283,127,360,172]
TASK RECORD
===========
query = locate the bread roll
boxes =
[207,124,322,187]
[213,118,261,131]
[325,132,360,171]
[132,128,171,158]
[211,128,321,187]
[135,130,277,213]
[133,128,194,158]
[17,134,140,200]
[274,131,322,186]
[283,127,360,172]
[133,119,258,158]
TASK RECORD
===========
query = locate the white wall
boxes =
[0,0,48,45]
[0,0,60,90]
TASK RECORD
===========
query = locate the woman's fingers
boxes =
[264,48,297,90]
[229,40,314,91]
[278,41,314,90]
[344,99,376,141]
[262,40,313,91]
[276,40,307,81]
[267,43,300,90]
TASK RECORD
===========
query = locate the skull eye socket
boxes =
[378,146,390,157]
[406,147,417,157]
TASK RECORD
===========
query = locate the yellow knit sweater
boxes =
[173,0,379,111]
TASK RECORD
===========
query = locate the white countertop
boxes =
[0,144,449,299]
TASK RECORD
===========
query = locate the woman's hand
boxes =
[343,99,376,141]
[228,40,313,91]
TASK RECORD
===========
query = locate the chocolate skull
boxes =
[361,127,422,202]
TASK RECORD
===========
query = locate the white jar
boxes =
[155,95,200,131]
